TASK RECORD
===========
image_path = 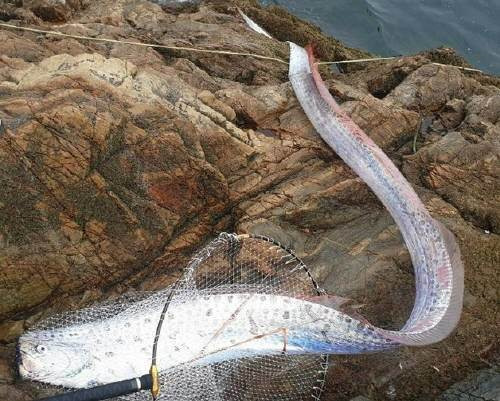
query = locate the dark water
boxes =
[260,0,500,75]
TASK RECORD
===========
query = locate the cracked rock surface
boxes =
[0,0,498,400]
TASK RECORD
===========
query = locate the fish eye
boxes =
[35,345,47,354]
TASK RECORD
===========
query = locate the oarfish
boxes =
[287,43,464,346]
[17,43,464,389]
[18,290,393,388]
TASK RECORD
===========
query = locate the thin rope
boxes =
[0,22,288,64]
[318,55,483,72]
[0,22,484,73]
[430,61,482,73]
[317,56,396,65]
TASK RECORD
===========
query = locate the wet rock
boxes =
[422,47,474,70]
[223,0,372,69]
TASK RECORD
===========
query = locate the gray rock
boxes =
[148,0,200,8]
[437,368,500,401]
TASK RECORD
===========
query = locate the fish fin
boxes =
[237,7,273,39]
[342,308,371,325]
[308,295,374,325]
[435,220,464,301]
[434,221,462,267]
[307,295,351,309]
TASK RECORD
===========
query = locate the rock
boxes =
[462,289,478,308]
[386,63,478,112]
[340,94,420,150]
[0,358,14,384]
[0,321,24,343]
[0,1,499,400]
[340,55,430,98]
[0,384,32,401]
[226,1,372,69]
[152,0,201,13]
[430,99,466,131]
[404,131,500,233]
[0,31,53,63]
[198,90,236,121]
[123,0,175,33]
[462,91,500,141]
[422,47,474,70]
[437,367,500,401]
[24,0,88,22]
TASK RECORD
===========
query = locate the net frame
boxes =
[25,232,330,401]
[147,233,329,401]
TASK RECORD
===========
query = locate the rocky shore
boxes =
[0,0,498,400]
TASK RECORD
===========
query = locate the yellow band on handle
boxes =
[150,364,159,399]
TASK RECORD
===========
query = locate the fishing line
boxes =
[0,22,288,64]
[0,22,484,72]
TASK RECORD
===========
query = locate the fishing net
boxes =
[30,233,329,401]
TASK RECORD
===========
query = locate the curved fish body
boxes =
[288,43,464,346]
[19,291,393,388]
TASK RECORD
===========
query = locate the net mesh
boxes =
[32,233,329,401]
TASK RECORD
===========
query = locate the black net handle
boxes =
[149,277,181,398]
[37,374,152,401]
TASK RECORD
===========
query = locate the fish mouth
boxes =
[15,342,30,379]
[16,341,38,379]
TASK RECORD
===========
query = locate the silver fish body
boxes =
[19,291,392,388]
[288,43,464,345]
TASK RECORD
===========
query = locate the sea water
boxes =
[260,0,500,75]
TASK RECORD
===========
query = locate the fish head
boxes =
[17,330,93,387]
